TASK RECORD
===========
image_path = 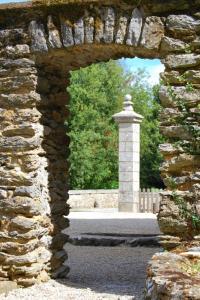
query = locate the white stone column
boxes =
[113,95,143,212]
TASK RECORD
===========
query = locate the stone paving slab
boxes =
[64,210,161,236]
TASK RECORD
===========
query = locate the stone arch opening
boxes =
[0,1,199,293]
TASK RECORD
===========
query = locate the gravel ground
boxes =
[0,245,161,300]
[0,213,161,299]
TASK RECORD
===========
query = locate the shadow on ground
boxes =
[61,212,162,299]
[61,244,162,299]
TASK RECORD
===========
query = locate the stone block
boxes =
[119,151,134,162]
[126,8,142,46]
[119,181,134,192]
[140,16,164,50]
[119,171,134,182]
[166,15,200,36]
[0,92,41,109]
[119,123,136,132]
[85,17,94,44]
[0,28,28,46]
[60,19,74,47]
[47,15,62,48]
[103,7,115,44]
[0,75,37,94]
[118,202,133,212]
[164,54,200,69]
[74,18,84,45]
[159,85,200,108]
[29,21,48,52]
[1,45,30,59]
[119,162,133,172]
[0,196,49,217]
[95,16,104,43]
[160,36,188,53]
[115,15,128,44]
[119,130,132,141]
[160,125,193,140]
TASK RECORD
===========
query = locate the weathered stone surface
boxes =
[161,154,200,173]
[2,124,36,138]
[160,125,193,140]
[14,186,42,199]
[29,21,48,52]
[0,58,35,69]
[166,15,200,37]
[85,16,94,44]
[0,136,41,152]
[103,7,115,44]
[11,263,45,277]
[0,240,39,255]
[74,18,84,45]
[158,196,189,236]
[160,36,188,53]
[159,143,183,156]
[115,15,128,44]
[164,54,200,69]
[159,107,183,126]
[145,252,200,300]
[159,85,200,107]
[95,15,104,43]
[140,16,164,50]
[0,196,49,217]
[160,70,183,84]
[60,19,74,47]
[184,69,200,83]
[10,216,38,231]
[0,29,28,47]
[126,8,142,46]
[1,247,51,266]
[158,235,181,250]
[1,45,30,59]
[47,16,62,48]
[0,75,37,94]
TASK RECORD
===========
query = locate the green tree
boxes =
[127,69,165,188]
[67,61,125,189]
[67,62,165,190]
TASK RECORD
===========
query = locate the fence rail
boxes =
[139,188,162,213]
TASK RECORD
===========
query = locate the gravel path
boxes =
[0,245,161,300]
[0,213,161,299]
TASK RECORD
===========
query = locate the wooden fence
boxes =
[139,189,162,213]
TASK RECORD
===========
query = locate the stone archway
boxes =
[0,0,199,289]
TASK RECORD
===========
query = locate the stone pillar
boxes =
[113,95,143,212]
[0,30,69,286]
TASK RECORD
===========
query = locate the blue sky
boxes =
[0,0,164,84]
[119,58,164,85]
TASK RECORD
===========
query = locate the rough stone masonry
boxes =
[0,0,199,297]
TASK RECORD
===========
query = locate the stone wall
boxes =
[0,0,199,293]
[68,190,118,209]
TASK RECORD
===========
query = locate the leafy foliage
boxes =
[67,61,124,189]
[67,61,164,189]
[126,70,165,188]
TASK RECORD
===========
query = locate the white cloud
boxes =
[146,64,165,86]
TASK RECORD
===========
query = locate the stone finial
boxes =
[124,94,133,111]
[113,94,143,124]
